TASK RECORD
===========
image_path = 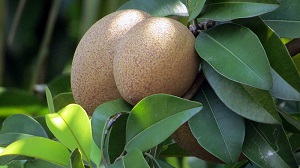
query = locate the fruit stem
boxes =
[182,70,205,100]
[286,38,300,57]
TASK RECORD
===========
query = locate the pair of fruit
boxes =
[71,9,230,163]
[71,9,199,115]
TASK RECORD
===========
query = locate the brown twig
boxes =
[183,70,205,100]
[286,38,300,57]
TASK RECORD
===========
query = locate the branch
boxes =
[286,38,300,57]
[183,70,205,100]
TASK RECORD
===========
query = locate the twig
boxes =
[29,0,61,91]
[286,38,300,57]
[183,70,205,100]
[8,0,26,46]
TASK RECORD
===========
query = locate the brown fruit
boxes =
[71,10,151,115]
[172,122,246,163]
[113,17,200,105]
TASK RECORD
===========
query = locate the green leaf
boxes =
[159,143,190,157]
[233,17,300,101]
[188,0,206,21]
[53,92,75,111]
[242,122,298,168]
[195,23,272,90]
[25,159,65,168]
[0,114,48,147]
[198,0,279,21]
[156,159,175,168]
[47,74,71,98]
[91,99,132,151]
[108,149,150,168]
[45,86,55,113]
[45,104,92,162]
[0,88,47,117]
[68,149,84,168]
[278,109,300,133]
[289,133,300,152]
[106,114,128,163]
[203,61,281,124]
[261,0,300,38]
[125,94,202,152]
[0,137,70,167]
[119,0,188,17]
[189,82,245,163]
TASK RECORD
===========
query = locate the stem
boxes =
[183,70,205,100]
[0,0,5,85]
[8,0,26,47]
[286,38,300,57]
[29,0,61,91]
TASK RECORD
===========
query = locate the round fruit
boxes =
[113,17,200,105]
[71,10,151,115]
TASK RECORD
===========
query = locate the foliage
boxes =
[0,0,300,168]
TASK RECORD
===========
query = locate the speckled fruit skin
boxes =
[71,10,151,115]
[113,17,200,105]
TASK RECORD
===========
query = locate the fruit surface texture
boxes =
[71,10,151,115]
[113,17,200,105]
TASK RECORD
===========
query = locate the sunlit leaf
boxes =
[90,139,101,167]
[198,0,279,21]
[188,0,206,21]
[0,114,48,147]
[46,104,92,161]
[234,17,300,100]
[189,82,245,163]
[242,122,298,168]
[125,94,202,152]
[45,86,55,113]
[91,99,132,151]
[53,92,75,111]
[203,62,281,124]
[0,88,47,117]
[261,0,300,38]
[108,149,150,168]
[119,0,188,17]
[195,23,272,90]
[0,137,70,167]
[68,149,84,168]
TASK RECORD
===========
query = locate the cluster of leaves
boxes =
[0,0,300,168]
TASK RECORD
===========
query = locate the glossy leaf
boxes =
[90,139,101,167]
[198,0,279,21]
[53,92,75,111]
[47,74,71,98]
[107,114,128,163]
[195,23,272,90]
[203,62,281,124]
[25,159,65,168]
[91,99,132,151]
[278,109,300,133]
[119,0,188,17]
[108,149,150,168]
[0,137,70,167]
[125,94,202,152]
[188,0,206,21]
[0,88,47,117]
[261,0,300,38]
[46,104,92,161]
[190,82,245,163]
[242,122,298,168]
[45,86,55,113]
[289,133,300,152]
[0,114,48,147]
[68,149,84,168]
[233,17,300,100]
